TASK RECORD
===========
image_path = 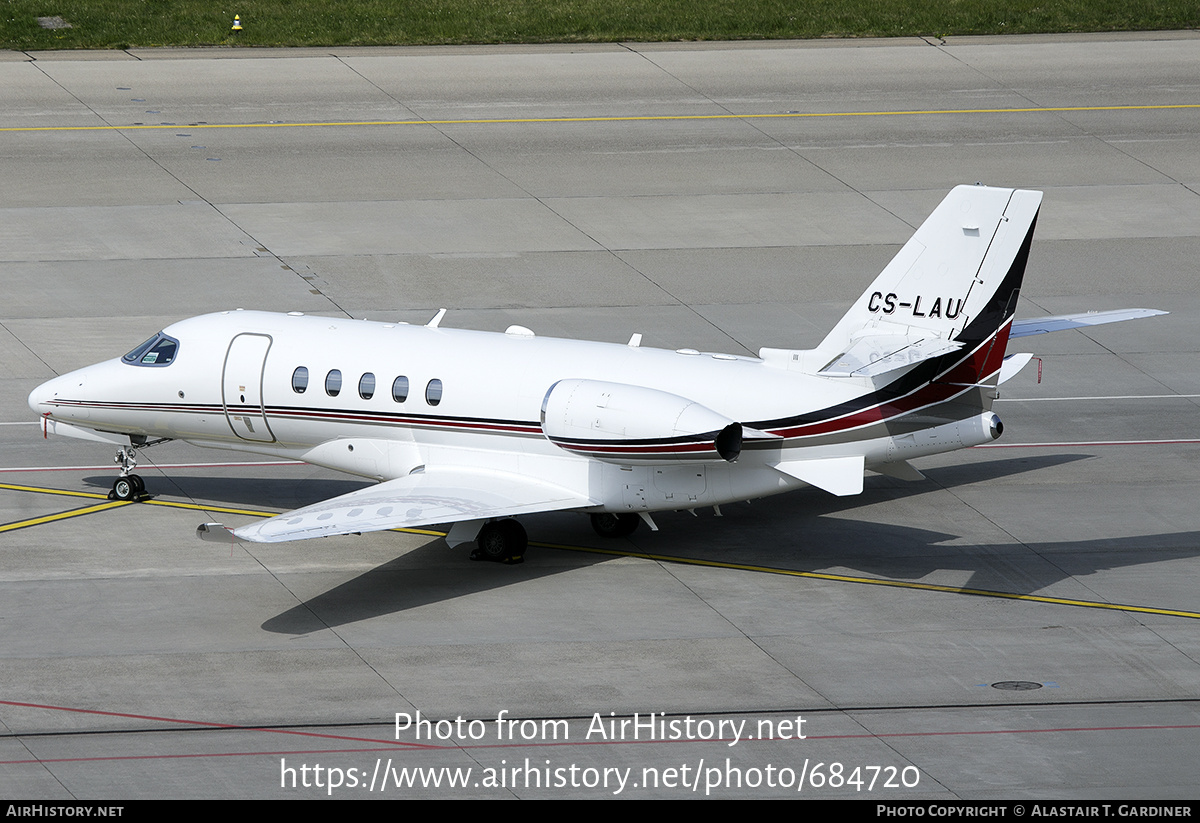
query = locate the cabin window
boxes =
[359,373,375,400]
[121,332,179,367]
[425,378,443,407]
[292,367,308,393]
[392,376,409,403]
[325,369,342,397]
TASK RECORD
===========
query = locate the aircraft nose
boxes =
[28,373,73,416]
[28,382,52,416]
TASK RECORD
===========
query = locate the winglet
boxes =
[196,522,234,543]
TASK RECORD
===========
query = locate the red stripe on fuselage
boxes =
[763,321,1011,440]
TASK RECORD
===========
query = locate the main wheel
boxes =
[471,519,527,564]
[590,512,640,538]
[112,477,137,501]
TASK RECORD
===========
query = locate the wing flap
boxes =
[229,468,594,543]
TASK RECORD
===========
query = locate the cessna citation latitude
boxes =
[28,186,1163,563]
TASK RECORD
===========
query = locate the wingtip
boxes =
[196,522,233,543]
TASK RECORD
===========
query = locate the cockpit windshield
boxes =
[122,332,179,367]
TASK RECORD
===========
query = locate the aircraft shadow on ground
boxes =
[248,452,1200,632]
[82,473,372,512]
[258,537,605,635]
[632,453,1200,599]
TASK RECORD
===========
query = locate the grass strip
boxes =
[3,0,1198,51]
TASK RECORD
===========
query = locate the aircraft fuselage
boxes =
[28,309,999,516]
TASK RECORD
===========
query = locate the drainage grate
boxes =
[991,681,1043,691]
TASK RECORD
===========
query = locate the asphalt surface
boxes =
[1,33,1199,799]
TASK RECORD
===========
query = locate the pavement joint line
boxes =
[3,481,1194,620]
[3,103,1198,133]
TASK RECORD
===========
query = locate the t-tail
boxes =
[801,185,1042,407]
[755,186,1042,479]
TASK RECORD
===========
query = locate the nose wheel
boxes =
[111,474,145,501]
[109,446,147,501]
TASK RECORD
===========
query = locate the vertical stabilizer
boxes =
[818,186,1043,378]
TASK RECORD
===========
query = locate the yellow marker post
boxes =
[231,15,243,33]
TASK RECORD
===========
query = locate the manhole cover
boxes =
[991,681,1043,691]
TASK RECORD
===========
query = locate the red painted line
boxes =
[2,745,422,766]
[3,698,1197,767]
[5,720,1199,766]
[0,699,437,750]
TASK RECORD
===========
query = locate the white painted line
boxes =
[978,439,1200,448]
[996,394,1200,402]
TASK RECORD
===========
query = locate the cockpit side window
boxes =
[121,333,180,367]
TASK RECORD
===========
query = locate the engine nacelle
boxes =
[541,378,743,464]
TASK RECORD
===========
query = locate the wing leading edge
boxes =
[218,468,594,543]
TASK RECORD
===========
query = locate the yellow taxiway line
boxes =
[532,543,1200,621]
[2,480,1196,619]
[2,103,1198,133]
[0,499,130,533]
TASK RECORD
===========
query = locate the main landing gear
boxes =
[590,512,640,538]
[469,518,527,565]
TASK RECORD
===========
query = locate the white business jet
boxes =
[28,186,1163,562]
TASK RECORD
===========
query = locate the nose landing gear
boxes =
[109,446,145,501]
[111,472,145,501]
[106,438,171,501]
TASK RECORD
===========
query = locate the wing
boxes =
[1010,309,1166,338]
[209,468,594,544]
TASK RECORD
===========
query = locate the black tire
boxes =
[113,477,137,501]
[129,474,145,495]
[590,512,640,538]
[474,519,527,563]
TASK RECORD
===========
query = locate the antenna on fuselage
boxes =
[426,308,447,328]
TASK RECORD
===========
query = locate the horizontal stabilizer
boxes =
[1010,309,1166,338]
[819,332,964,378]
[224,468,594,543]
[774,455,865,496]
